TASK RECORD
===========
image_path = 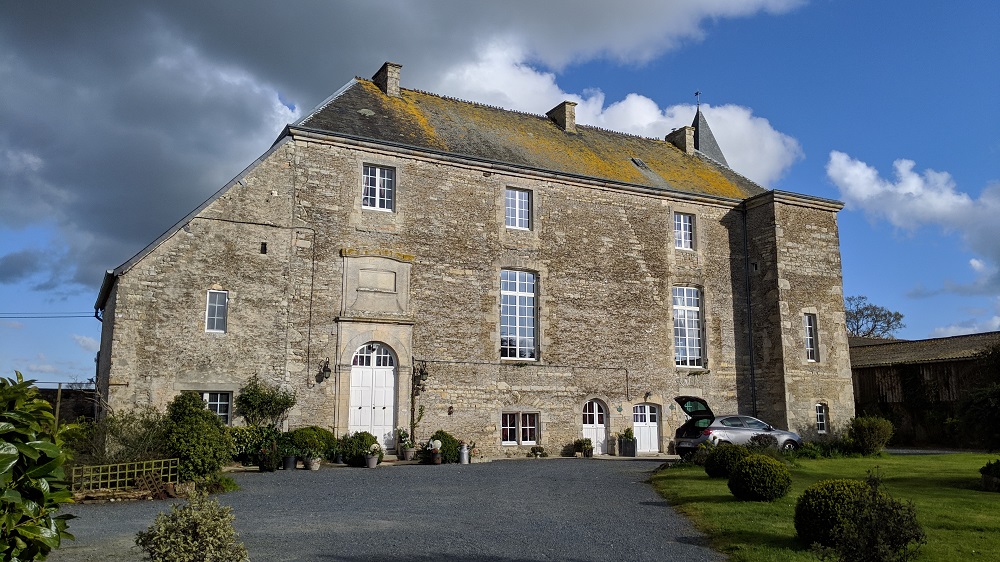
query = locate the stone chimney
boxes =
[666,126,695,155]
[372,62,402,98]
[546,101,578,133]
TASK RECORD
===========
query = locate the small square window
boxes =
[505,188,531,230]
[201,391,232,425]
[362,164,395,211]
[674,212,695,250]
[206,290,228,333]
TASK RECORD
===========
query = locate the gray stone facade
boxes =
[95,63,855,456]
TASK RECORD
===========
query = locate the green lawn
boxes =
[650,453,1000,561]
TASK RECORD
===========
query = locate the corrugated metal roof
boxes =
[849,331,1000,368]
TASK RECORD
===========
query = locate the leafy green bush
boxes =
[727,454,792,501]
[810,471,926,561]
[227,425,279,465]
[195,473,240,495]
[746,433,779,451]
[980,459,1000,478]
[795,479,871,547]
[960,383,1000,450]
[234,375,296,428]
[704,443,751,478]
[135,493,249,562]
[289,426,337,459]
[164,392,235,482]
[423,429,461,463]
[683,443,712,466]
[574,438,593,452]
[65,407,167,467]
[848,416,895,456]
[339,431,382,467]
[0,372,75,561]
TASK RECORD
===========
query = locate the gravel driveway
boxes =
[49,458,721,561]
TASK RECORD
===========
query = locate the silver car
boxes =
[673,396,803,455]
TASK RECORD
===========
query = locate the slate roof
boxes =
[692,109,729,167]
[296,79,766,200]
[849,331,1000,368]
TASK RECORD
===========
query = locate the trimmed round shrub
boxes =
[727,454,792,501]
[339,431,382,467]
[288,426,337,458]
[227,425,280,465]
[135,493,249,562]
[164,392,235,482]
[848,416,894,456]
[794,479,870,547]
[704,443,752,478]
[423,429,461,464]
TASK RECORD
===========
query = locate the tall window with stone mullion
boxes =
[362,164,395,210]
[673,286,703,367]
[500,270,537,359]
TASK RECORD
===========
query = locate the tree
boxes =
[233,375,296,428]
[1,372,75,561]
[845,295,905,339]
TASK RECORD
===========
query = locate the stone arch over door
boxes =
[348,342,397,449]
[581,398,609,455]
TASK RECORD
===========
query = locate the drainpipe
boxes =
[741,203,758,417]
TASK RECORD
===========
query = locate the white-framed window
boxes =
[673,286,703,367]
[501,411,539,445]
[201,391,232,425]
[362,164,395,211]
[674,212,695,250]
[505,188,532,230]
[815,403,828,434]
[205,290,228,333]
[500,270,537,360]
[804,313,819,362]
[633,404,658,423]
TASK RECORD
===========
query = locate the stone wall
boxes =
[99,132,854,455]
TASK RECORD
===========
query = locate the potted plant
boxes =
[981,459,1000,492]
[618,427,637,457]
[529,445,546,458]
[278,435,299,470]
[302,448,322,470]
[257,438,281,472]
[397,428,417,461]
[365,443,382,468]
[575,438,594,458]
[426,439,443,464]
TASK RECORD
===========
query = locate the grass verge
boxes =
[650,452,1000,561]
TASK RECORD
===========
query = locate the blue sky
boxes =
[1,1,998,385]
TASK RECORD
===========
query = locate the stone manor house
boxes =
[94,62,855,456]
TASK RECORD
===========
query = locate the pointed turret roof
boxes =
[692,109,729,167]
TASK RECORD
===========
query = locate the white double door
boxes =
[348,343,396,449]
[582,400,608,454]
[633,404,660,453]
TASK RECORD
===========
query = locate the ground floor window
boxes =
[815,403,828,434]
[501,412,539,445]
[200,391,232,425]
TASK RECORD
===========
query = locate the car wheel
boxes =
[781,440,799,451]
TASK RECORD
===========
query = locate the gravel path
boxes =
[49,458,721,561]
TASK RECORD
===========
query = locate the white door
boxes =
[582,400,608,454]
[349,343,396,448]
[633,404,660,453]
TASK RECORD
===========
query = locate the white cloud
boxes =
[437,45,802,187]
[931,317,1000,338]
[828,151,1000,294]
[72,334,100,353]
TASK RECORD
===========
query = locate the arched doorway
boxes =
[349,342,397,448]
[633,404,660,453]
[582,399,608,454]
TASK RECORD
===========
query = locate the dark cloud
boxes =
[0,249,45,284]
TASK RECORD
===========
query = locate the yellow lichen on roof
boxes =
[349,81,756,199]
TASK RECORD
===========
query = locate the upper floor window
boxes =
[201,391,232,425]
[500,270,537,360]
[815,403,828,434]
[505,188,532,230]
[363,164,395,211]
[205,290,228,333]
[673,286,703,367]
[804,313,819,362]
[674,212,695,250]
